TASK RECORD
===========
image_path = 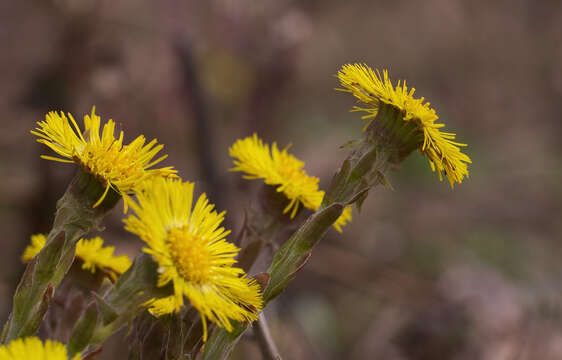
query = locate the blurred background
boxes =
[1,0,561,359]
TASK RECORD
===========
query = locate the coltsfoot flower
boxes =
[337,63,471,187]
[0,337,80,360]
[31,107,177,211]
[229,134,352,232]
[144,295,177,317]
[124,177,263,340]
[22,234,131,281]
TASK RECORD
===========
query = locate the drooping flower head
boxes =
[0,337,80,360]
[337,63,471,187]
[31,107,177,211]
[123,177,263,340]
[229,134,352,232]
[22,234,131,281]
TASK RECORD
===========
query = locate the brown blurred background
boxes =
[1,0,561,359]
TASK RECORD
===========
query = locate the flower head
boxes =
[75,237,132,281]
[229,134,352,232]
[337,63,471,187]
[123,177,263,340]
[22,234,131,281]
[31,107,177,211]
[143,296,175,316]
[0,337,80,360]
[21,234,47,264]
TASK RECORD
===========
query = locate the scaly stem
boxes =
[201,149,393,360]
[1,170,120,343]
[66,254,173,357]
[201,105,407,360]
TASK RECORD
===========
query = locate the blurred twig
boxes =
[174,38,224,210]
[254,313,282,360]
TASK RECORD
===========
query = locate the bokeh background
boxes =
[1,0,561,359]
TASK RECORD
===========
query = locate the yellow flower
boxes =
[21,234,47,263]
[332,205,352,233]
[337,63,471,187]
[31,107,177,211]
[75,237,132,281]
[229,134,352,232]
[0,337,80,360]
[144,296,177,317]
[123,177,263,341]
[22,234,131,281]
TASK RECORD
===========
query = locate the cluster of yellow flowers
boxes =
[28,106,358,338]
[22,234,131,281]
[28,108,269,342]
[19,63,470,357]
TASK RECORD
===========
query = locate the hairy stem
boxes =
[67,254,173,357]
[1,170,120,343]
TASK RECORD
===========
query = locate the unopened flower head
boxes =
[123,177,263,340]
[337,63,471,187]
[31,107,177,211]
[229,134,352,232]
[22,234,131,281]
[0,337,80,360]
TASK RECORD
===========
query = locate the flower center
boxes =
[168,227,211,285]
[77,142,144,185]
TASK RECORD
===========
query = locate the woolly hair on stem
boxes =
[2,169,120,343]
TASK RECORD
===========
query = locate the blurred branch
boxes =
[174,38,224,210]
[254,313,282,360]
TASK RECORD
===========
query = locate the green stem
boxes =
[67,254,173,357]
[1,170,120,343]
[202,145,393,360]
[201,91,424,360]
